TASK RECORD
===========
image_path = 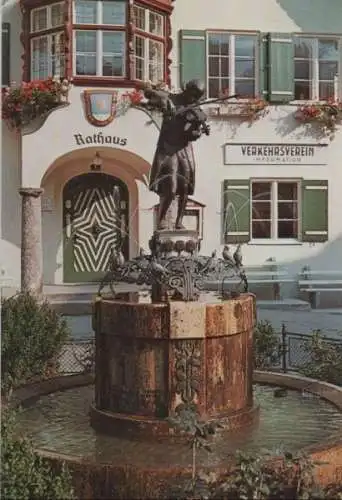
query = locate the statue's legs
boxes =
[175,192,188,229]
[156,156,177,230]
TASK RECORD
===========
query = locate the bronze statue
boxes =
[143,80,210,231]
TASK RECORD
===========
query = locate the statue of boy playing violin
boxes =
[143,79,210,230]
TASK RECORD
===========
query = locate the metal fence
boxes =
[56,327,342,375]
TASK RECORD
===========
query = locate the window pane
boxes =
[208,57,219,77]
[319,82,335,100]
[103,56,123,76]
[76,30,96,51]
[31,36,49,79]
[235,36,256,58]
[102,1,126,25]
[133,5,145,31]
[208,78,220,98]
[148,39,163,83]
[294,38,314,58]
[235,80,255,97]
[51,4,64,27]
[235,59,255,78]
[318,39,339,61]
[31,8,47,32]
[102,32,125,76]
[252,202,271,219]
[51,32,65,77]
[149,11,163,36]
[294,60,311,80]
[208,33,229,56]
[103,31,124,53]
[252,221,271,239]
[278,220,298,239]
[252,182,271,200]
[319,61,338,80]
[221,57,229,77]
[75,0,97,24]
[294,81,310,100]
[277,182,298,200]
[134,35,144,58]
[75,31,96,75]
[278,202,298,219]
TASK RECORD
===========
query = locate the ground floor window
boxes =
[223,178,328,244]
[251,180,299,239]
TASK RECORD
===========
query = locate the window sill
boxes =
[248,239,303,246]
[72,77,140,87]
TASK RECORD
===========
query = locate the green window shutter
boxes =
[223,180,250,244]
[267,33,294,102]
[259,33,268,99]
[301,180,328,243]
[2,23,10,87]
[179,29,206,88]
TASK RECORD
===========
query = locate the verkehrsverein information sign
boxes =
[223,143,328,165]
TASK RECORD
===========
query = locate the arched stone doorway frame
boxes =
[39,147,155,284]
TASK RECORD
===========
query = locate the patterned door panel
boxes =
[63,173,129,282]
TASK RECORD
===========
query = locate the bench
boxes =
[206,258,295,300]
[298,266,342,308]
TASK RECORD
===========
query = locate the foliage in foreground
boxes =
[299,330,342,386]
[253,320,281,369]
[1,409,75,500]
[168,403,342,500]
[1,292,70,396]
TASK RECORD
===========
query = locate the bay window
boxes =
[133,4,164,82]
[294,36,341,100]
[207,32,257,98]
[30,3,65,80]
[72,0,165,81]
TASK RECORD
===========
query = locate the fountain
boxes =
[13,83,342,498]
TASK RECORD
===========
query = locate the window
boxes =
[251,181,299,240]
[30,3,65,80]
[133,5,164,81]
[294,36,341,100]
[72,1,165,81]
[207,32,257,98]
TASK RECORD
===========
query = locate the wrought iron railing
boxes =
[56,326,341,376]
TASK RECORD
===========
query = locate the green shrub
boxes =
[299,330,342,386]
[1,292,70,396]
[1,409,75,500]
[253,320,281,369]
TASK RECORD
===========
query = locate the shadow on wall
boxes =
[276,0,342,33]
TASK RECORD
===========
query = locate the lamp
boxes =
[90,152,102,171]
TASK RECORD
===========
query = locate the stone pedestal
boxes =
[91,293,257,438]
[19,188,44,294]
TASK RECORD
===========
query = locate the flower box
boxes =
[2,77,70,131]
[294,100,342,138]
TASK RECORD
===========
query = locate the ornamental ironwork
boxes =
[98,232,248,302]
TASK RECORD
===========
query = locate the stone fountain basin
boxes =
[10,371,342,500]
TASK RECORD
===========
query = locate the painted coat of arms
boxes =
[83,90,118,127]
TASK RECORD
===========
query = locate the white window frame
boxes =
[133,4,164,37]
[250,179,301,243]
[133,34,164,83]
[72,0,126,26]
[206,31,259,99]
[73,30,126,78]
[30,3,64,34]
[30,31,65,80]
[293,35,342,102]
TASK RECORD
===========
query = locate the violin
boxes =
[181,105,210,141]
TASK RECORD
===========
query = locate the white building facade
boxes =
[1,0,342,298]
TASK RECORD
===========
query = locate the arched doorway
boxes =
[63,173,129,283]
